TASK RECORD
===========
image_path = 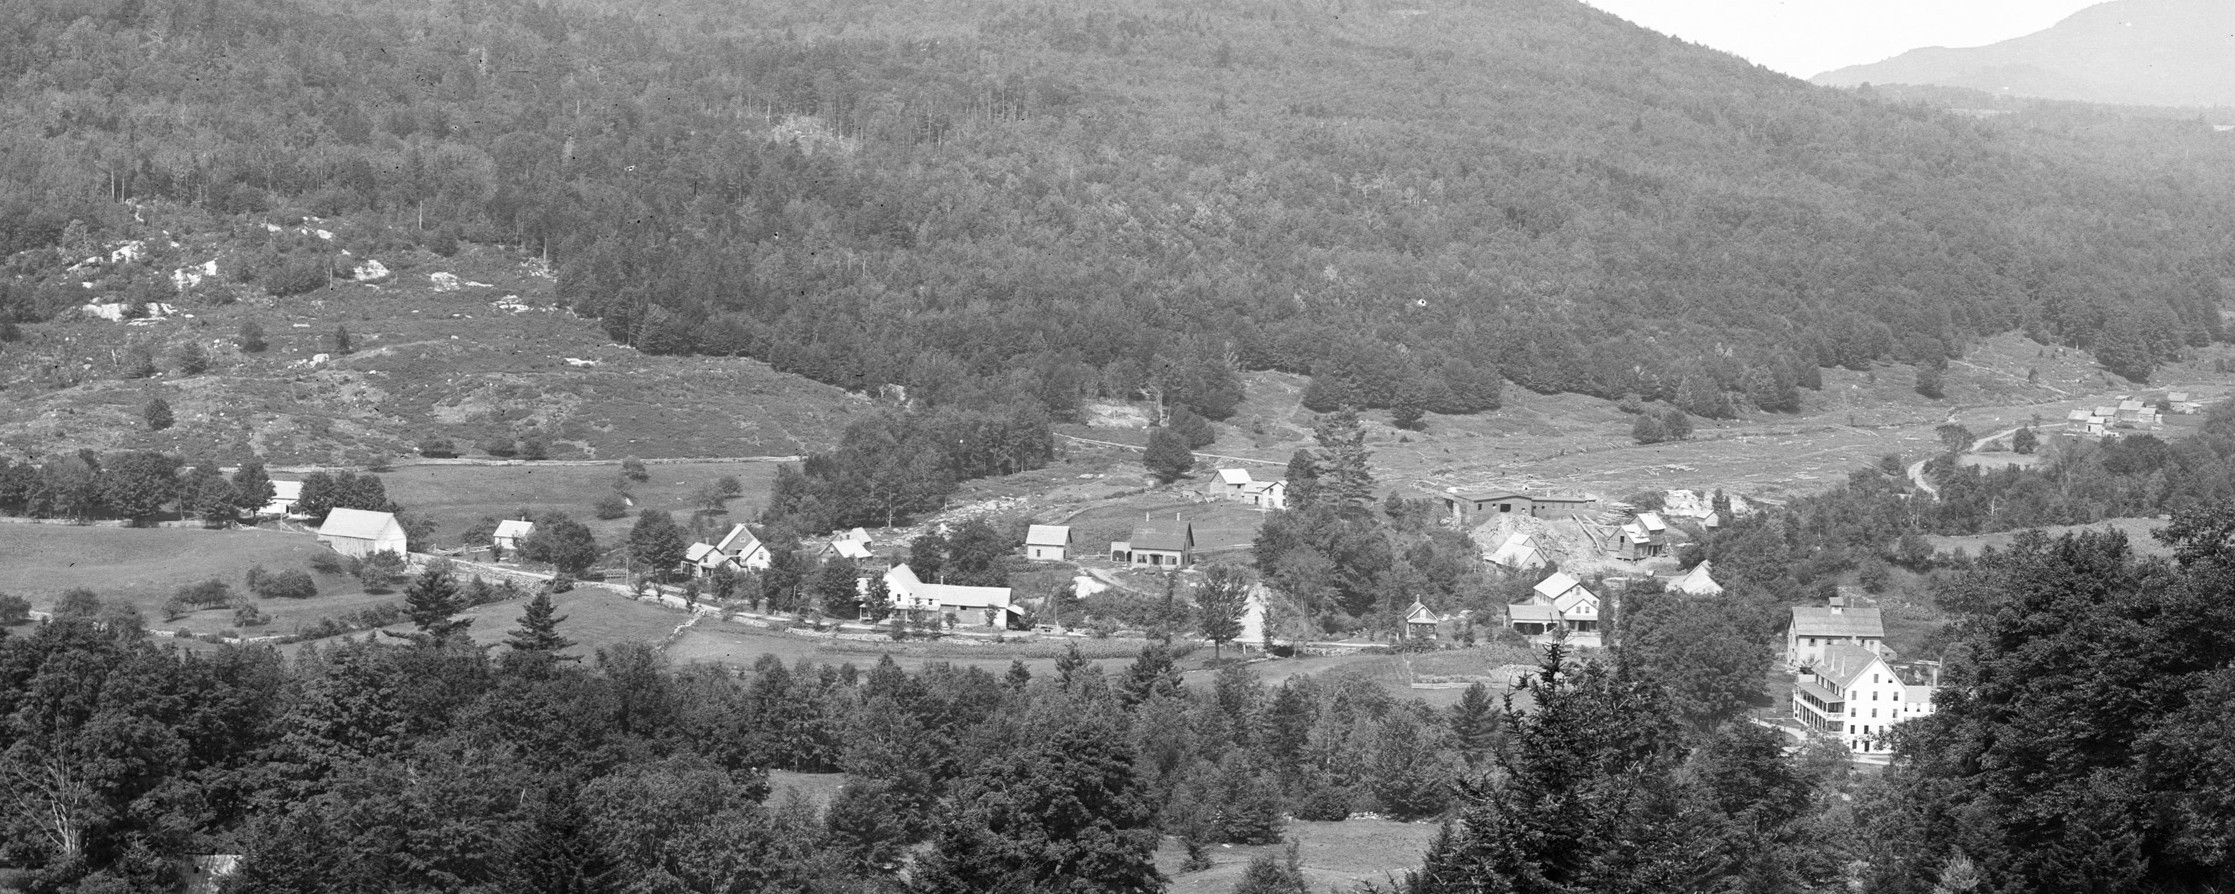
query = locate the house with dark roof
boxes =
[1786,597,1885,668]
[1441,488,1595,525]
[1791,643,1936,754]
[1110,521,1194,569]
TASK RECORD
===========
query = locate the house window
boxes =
[1872,691,1879,701]
[1499,504,1512,513]
[1873,674,1880,684]
[1871,709,1879,718]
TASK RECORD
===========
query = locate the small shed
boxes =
[1025,524,1072,561]
[1403,598,1443,640]
[317,508,407,559]
[260,480,303,518]
[492,519,535,553]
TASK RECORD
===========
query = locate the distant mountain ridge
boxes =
[1813,0,2235,108]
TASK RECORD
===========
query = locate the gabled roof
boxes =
[836,527,871,544]
[1026,524,1072,546]
[715,524,761,555]
[1405,598,1442,625]
[1635,511,1666,532]
[1533,571,1584,602]
[1552,588,1597,617]
[830,540,872,560]
[685,542,733,568]
[2119,399,2147,411]
[2065,409,2092,421]
[1508,602,1560,623]
[1129,521,1194,553]
[1217,468,1254,485]
[1453,489,1531,502]
[1242,479,1284,494]
[1791,604,1885,639]
[318,508,401,541]
[885,564,1014,611]
[1813,643,1890,688]
[1488,534,1545,569]
[1668,561,1723,596]
[494,519,534,539]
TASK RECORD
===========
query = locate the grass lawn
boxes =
[1064,499,1268,561]
[0,523,402,637]
[376,460,784,549]
[1156,818,1439,894]
[1923,517,2171,561]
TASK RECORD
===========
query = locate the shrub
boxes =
[482,437,518,458]
[593,493,629,520]
[254,569,318,600]
[0,593,31,625]
[308,551,345,574]
[621,457,650,482]
[716,475,743,496]
[519,437,549,461]
[547,572,576,594]
[234,603,270,627]
[176,579,234,607]
[418,437,459,458]
[145,398,174,431]
[175,342,212,375]
[265,257,329,296]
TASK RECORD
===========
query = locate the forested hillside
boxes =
[4,0,2233,423]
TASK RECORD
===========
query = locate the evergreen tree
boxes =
[812,556,862,618]
[1144,427,1195,483]
[1003,659,1032,692]
[503,590,576,667]
[1282,449,1320,511]
[1311,409,1375,511]
[393,564,471,644]
[1915,364,1945,399]
[1055,640,1092,691]
[2011,426,2038,455]
[144,397,173,431]
[1448,682,1499,765]
[332,325,353,354]
[497,790,624,894]
[1232,843,1309,894]
[237,320,268,353]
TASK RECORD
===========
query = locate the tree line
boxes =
[7,0,2235,428]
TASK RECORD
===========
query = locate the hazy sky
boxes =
[1579,0,2106,78]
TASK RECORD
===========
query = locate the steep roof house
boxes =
[1792,643,1936,754]
[1510,572,1602,646]
[317,508,407,559]
[1668,561,1723,596]
[1618,511,1670,560]
[714,523,773,570]
[1403,598,1444,640]
[1487,533,1548,571]
[684,542,738,575]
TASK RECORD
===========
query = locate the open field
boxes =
[1181,333,2235,507]
[0,243,861,466]
[1923,517,2172,560]
[0,523,397,636]
[1156,818,1440,894]
[375,460,784,548]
